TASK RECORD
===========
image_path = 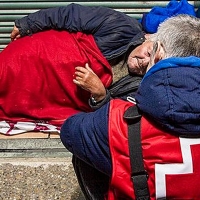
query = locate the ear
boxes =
[146,41,165,72]
[144,34,152,40]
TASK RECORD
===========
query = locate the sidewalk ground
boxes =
[0,137,85,200]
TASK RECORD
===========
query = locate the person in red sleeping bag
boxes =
[0,3,154,132]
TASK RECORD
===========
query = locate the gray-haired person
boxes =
[61,14,200,199]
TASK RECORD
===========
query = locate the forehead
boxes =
[140,40,153,49]
[133,41,153,54]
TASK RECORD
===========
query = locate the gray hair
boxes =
[150,14,200,58]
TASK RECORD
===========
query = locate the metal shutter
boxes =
[0,0,198,51]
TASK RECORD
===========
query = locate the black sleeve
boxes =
[89,74,142,110]
[15,3,144,59]
[15,3,127,37]
[89,90,112,110]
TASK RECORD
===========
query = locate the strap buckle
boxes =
[123,105,141,122]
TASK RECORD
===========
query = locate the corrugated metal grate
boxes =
[0,1,198,50]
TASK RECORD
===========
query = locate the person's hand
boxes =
[10,26,21,41]
[73,63,106,102]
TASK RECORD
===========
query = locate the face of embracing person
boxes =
[127,40,154,75]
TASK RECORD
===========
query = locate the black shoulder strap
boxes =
[124,106,150,200]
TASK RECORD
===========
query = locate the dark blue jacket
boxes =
[60,102,111,175]
[136,56,200,135]
[15,3,145,61]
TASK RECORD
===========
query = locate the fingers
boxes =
[73,73,88,91]
[75,63,94,73]
[74,67,86,75]
[74,70,85,81]
[73,66,86,86]
[73,79,80,85]
[85,63,94,73]
[10,26,21,41]
[74,63,93,78]
[75,63,90,73]
[73,63,106,98]
[73,63,97,87]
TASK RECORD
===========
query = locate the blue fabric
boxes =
[60,102,111,175]
[197,6,200,18]
[141,0,196,33]
[144,56,200,79]
[136,56,200,135]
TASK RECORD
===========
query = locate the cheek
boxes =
[127,57,137,69]
[128,64,145,75]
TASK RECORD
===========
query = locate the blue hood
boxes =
[136,56,200,136]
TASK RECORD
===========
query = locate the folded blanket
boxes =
[0,121,60,135]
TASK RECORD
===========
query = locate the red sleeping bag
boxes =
[0,30,112,127]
